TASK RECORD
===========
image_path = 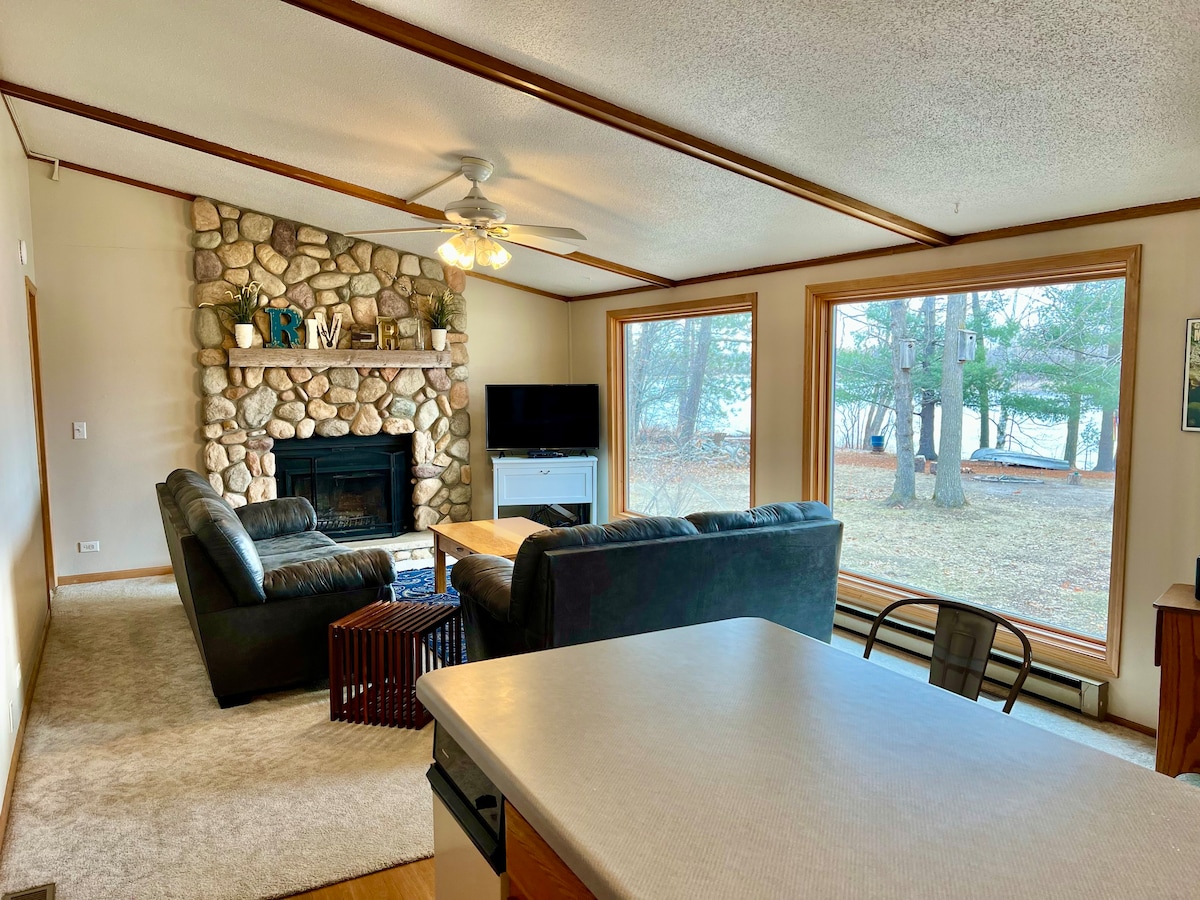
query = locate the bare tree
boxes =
[676,316,713,445]
[917,295,939,460]
[886,300,916,507]
[933,294,967,508]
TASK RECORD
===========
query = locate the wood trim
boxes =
[505,800,596,899]
[57,565,172,585]
[465,269,568,301]
[0,608,50,851]
[282,0,949,247]
[565,284,663,303]
[53,159,194,201]
[566,195,1200,304]
[24,278,55,593]
[954,196,1200,246]
[802,247,1141,678]
[0,81,666,288]
[606,293,756,519]
[1107,713,1156,738]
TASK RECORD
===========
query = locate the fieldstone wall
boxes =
[190,197,472,530]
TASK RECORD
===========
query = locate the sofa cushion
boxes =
[166,468,228,526]
[236,497,317,541]
[182,496,266,605]
[686,501,832,534]
[256,531,341,569]
[510,516,698,621]
[262,548,396,601]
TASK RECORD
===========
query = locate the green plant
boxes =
[210,282,262,325]
[423,288,459,330]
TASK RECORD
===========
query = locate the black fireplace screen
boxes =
[273,434,412,541]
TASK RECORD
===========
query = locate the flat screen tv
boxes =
[486,384,600,451]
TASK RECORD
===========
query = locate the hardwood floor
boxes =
[286,858,435,900]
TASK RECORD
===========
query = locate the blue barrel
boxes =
[869,436,885,453]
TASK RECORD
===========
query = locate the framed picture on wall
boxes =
[1183,318,1200,431]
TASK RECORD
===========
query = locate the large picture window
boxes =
[803,249,1140,676]
[607,295,755,518]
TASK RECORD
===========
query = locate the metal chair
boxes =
[863,598,1033,714]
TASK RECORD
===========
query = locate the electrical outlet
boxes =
[78,541,100,553]
[72,422,87,440]
[8,702,14,734]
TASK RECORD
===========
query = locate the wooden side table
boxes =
[1153,583,1200,775]
[429,517,549,593]
[329,601,463,728]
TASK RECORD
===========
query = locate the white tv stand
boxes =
[490,453,598,523]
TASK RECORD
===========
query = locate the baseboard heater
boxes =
[835,602,1108,719]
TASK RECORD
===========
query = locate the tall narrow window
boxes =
[608,295,755,518]
[804,249,1139,676]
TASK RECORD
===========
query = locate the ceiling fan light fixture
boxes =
[437,231,476,270]
[475,237,512,270]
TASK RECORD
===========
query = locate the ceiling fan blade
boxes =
[502,224,587,241]
[345,226,458,236]
[495,232,581,255]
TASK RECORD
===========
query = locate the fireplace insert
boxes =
[273,434,412,540]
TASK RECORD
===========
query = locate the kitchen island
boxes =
[416,617,1200,899]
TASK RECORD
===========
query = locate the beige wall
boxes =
[28,165,197,578]
[568,210,1200,729]
[462,278,571,518]
[26,165,568,568]
[0,116,48,806]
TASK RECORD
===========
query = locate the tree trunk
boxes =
[1094,335,1120,472]
[886,300,916,507]
[626,321,658,442]
[864,396,889,450]
[676,317,712,444]
[996,405,1008,449]
[933,295,967,508]
[971,291,989,448]
[917,296,938,460]
[1094,408,1116,472]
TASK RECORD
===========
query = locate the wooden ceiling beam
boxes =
[0,79,670,287]
[283,0,952,248]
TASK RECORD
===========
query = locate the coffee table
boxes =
[428,517,549,593]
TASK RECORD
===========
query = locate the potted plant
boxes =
[213,282,262,349]
[424,288,459,352]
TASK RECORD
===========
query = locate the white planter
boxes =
[431,328,448,351]
[234,323,255,349]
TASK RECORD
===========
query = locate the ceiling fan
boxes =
[347,157,587,271]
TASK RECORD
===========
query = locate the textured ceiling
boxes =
[366,0,1200,233]
[1,0,1198,297]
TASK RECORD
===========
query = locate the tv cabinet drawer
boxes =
[497,465,593,505]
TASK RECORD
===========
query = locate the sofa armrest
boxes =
[451,555,515,622]
[262,548,395,601]
[236,497,317,541]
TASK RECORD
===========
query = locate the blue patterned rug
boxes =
[393,564,458,603]
[393,565,465,663]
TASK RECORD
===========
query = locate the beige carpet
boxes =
[0,576,434,900]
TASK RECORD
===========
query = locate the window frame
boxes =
[802,247,1141,679]
[606,293,758,520]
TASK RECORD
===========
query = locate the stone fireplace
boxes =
[190,197,471,532]
[274,434,412,540]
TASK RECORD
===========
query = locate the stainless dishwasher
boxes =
[426,720,509,899]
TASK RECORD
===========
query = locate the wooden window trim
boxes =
[802,247,1142,679]
[607,294,757,520]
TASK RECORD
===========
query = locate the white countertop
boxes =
[416,618,1200,899]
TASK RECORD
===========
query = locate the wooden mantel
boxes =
[226,348,452,368]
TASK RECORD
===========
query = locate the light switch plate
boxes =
[72,422,87,440]
[18,239,27,265]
